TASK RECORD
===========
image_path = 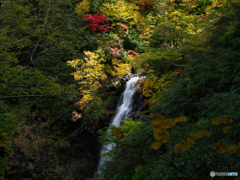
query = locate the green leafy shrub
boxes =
[33,49,75,84]
[123,29,145,52]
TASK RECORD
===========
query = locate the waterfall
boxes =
[97,76,143,173]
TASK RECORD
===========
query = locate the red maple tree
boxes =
[83,13,113,32]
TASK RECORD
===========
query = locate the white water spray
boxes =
[97,77,142,173]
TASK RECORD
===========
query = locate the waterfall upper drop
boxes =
[97,76,143,173]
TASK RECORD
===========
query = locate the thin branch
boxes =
[7,84,34,87]
[0,95,51,99]
[72,122,86,136]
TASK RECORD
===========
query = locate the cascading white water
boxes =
[97,76,142,173]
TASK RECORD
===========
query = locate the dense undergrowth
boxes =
[1,0,240,179]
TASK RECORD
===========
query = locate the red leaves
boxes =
[127,50,139,59]
[178,69,184,74]
[131,51,139,57]
[83,13,113,32]
[75,101,84,106]
[74,100,85,110]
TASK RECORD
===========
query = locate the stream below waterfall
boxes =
[97,76,144,173]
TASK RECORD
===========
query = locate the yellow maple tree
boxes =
[75,0,90,17]
[67,50,107,103]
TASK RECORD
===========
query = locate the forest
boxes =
[0,0,240,179]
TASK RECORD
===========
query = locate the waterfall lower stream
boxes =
[97,76,142,173]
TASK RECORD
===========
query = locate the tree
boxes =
[0,0,85,102]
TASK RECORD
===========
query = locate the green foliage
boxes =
[2,0,240,179]
[91,0,119,13]
[132,165,152,180]
[150,8,240,121]
[92,5,240,180]
[123,29,145,52]
[33,48,75,84]
[119,118,142,136]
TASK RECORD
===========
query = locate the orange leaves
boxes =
[127,50,139,59]
[74,100,84,106]
[109,47,124,58]
[111,127,124,140]
[71,111,82,122]
[215,141,229,153]
[119,24,129,32]
[216,141,240,154]
[142,99,152,105]
[212,116,234,125]
[74,100,85,110]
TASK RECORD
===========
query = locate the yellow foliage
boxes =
[129,0,158,6]
[222,126,232,134]
[168,116,187,124]
[110,63,132,77]
[75,0,90,16]
[189,130,211,140]
[225,142,240,154]
[136,13,148,34]
[215,140,240,154]
[139,71,179,103]
[100,0,139,28]
[148,115,186,126]
[212,116,234,125]
[120,118,142,136]
[67,50,107,103]
[154,131,170,141]
[174,137,195,152]
[136,110,150,115]
[148,113,165,125]
[111,127,124,140]
[152,123,171,133]
[151,141,162,150]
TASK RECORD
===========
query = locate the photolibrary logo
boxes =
[210,171,215,177]
[210,171,238,177]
